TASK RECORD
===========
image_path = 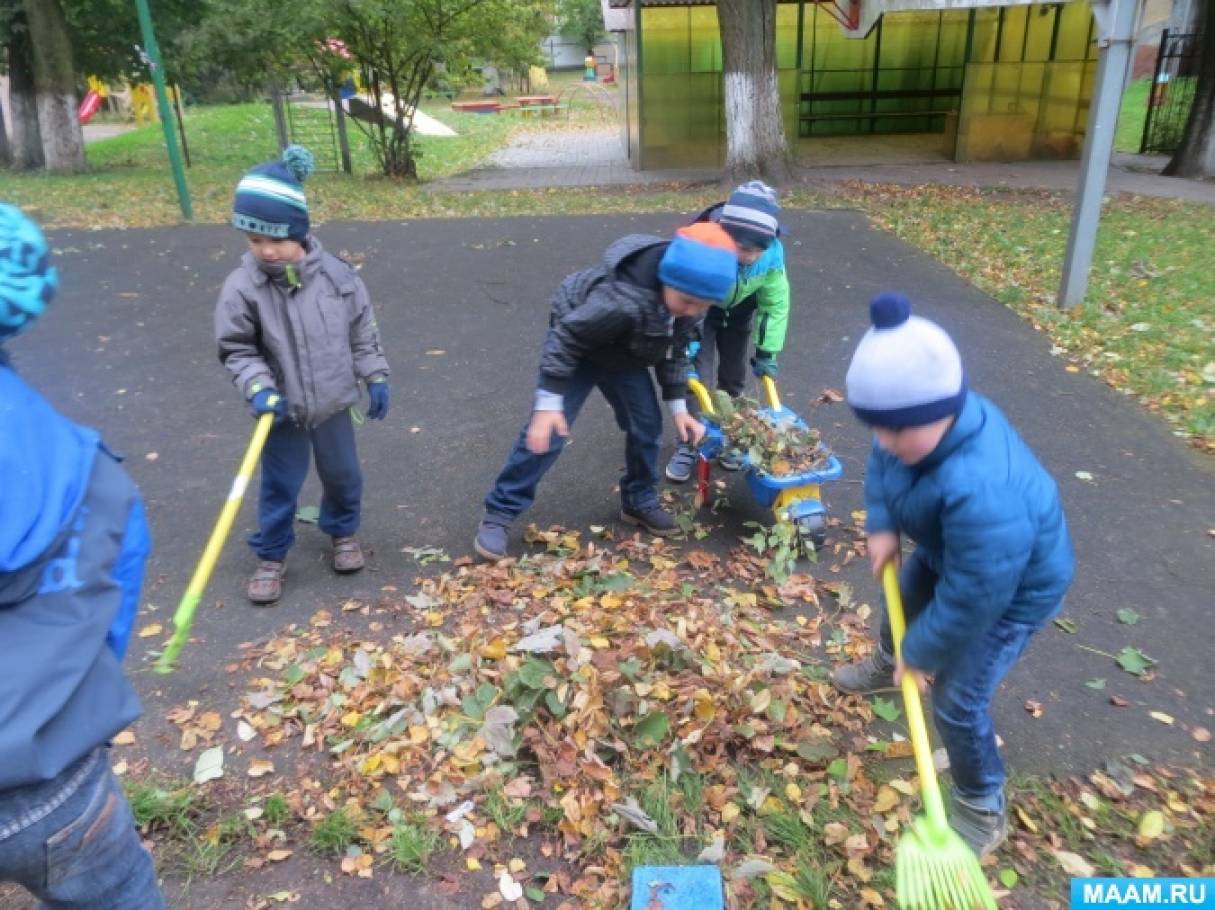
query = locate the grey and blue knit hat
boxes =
[718,180,781,249]
[846,293,966,429]
[232,145,316,242]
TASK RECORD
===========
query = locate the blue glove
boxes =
[250,388,288,423]
[751,351,778,378]
[367,379,390,420]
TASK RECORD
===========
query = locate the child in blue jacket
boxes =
[0,206,164,906]
[834,293,1074,857]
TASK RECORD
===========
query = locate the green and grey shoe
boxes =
[950,795,1010,859]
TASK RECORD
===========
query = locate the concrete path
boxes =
[433,124,1215,204]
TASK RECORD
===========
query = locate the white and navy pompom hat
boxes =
[846,293,966,429]
[232,145,316,242]
[718,180,781,249]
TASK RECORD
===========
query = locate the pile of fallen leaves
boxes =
[714,393,831,477]
[232,529,907,907]
[139,527,1215,908]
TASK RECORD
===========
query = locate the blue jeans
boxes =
[485,365,664,520]
[879,550,1046,810]
[250,410,362,560]
[0,748,164,909]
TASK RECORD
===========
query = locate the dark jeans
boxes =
[484,364,663,520]
[250,410,362,561]
[0,748,164,909]
[686,297,757,419]
[879,550,1047,810]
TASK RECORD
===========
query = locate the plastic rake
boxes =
[155,412,275,673]
[883,563,997,910]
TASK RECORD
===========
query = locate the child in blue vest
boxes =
[0,206,164,907]
[835,293,1074,857]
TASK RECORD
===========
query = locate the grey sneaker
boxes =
[665,444,697,483]
[718,450,744,472]
[950,795,1009,858]
[620,503,678,537]
[474,516,511,561]
[831,649,896,694]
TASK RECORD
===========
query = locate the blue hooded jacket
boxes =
[865,392,1074,673]
[0,365,148,790]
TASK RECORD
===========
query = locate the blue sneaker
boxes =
[474,515,511,561]
[665,444,697,483]
[718,450,744,472]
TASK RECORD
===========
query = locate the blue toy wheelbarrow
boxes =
[687,374,843,553]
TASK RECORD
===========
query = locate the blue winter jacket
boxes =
[0,365,149,790]
[865,392,1074,673]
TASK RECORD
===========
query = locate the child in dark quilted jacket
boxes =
[474,223,739,561]
[215,147,390,604]
[834,293,1074,858]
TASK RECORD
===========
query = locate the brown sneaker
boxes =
[248,560,285,605]
[332,536,365,573]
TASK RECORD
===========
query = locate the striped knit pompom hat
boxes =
[231,145,316,242]
[718,180,781,249]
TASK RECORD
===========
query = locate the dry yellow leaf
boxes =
[1137,810,1165,841]
[1015,805,1039,833]
[872,785,900,814]
[112,730,136,746]
[1149,711,1175,725]
[247,759,275,778]
[720,802,740,823]
[598,593,623,609]
[466,857,482,871]
[508,857,526,873]
[198,711,222,732]
[589,636,610,649]
[823,821,849,845]
[138,623,163,638]
[480,638,507,660]
[784,782,802,802]
[266,849,292,862]
[340,711,363,728]
[706,641,721,662]
[409,726,430,744]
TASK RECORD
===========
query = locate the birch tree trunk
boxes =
[1163,7,1215,178]
[7,26,45,171]
[24,0,86,174]
[716,0,791,185]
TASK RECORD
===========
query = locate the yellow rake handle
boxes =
[687,377,715,416]
[156,412,275,672]
[882,562,949,828]
[760,375,781,411]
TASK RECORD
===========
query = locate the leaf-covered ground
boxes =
[838,184,1215,454]
[95,529,1212,909]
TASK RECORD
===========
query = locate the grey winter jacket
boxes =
[215,238,389,428]
[538,235,697,401]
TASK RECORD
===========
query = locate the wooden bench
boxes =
[799,87,959,130]
[451,100,503,114]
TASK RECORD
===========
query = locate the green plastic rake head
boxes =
[895,815,996,910]
[882,564,998,910]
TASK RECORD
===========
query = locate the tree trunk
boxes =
[1163,5,1215,178]
[7,26,45,171]
[23,0,86,174]
[716,0,791,185]
[0,85,12,169]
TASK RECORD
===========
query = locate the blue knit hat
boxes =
[0,204,57,342]
[232,145,316,242]
[658,223,739,304]
[719,180,781,249]
[846,293,966,428]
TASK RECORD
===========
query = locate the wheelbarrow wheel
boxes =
[795,514,827,555]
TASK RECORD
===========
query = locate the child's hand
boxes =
[672,412,705,445]
[867,530,900,578]
[894,658,929,694]
[526,410,568,454]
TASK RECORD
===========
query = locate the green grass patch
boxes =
[125,779,200,838]
[847,183,1215,452]
[1116,78,1150,153]
[262,792,290,828]
[389,817,443,874]
[309,806,361,855]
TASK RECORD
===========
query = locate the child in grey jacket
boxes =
[215,147,390,605]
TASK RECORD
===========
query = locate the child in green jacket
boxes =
[665,180,791,481]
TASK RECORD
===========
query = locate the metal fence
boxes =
[1140,29,1203,155]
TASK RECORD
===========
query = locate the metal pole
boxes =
[171,83,191,168]
[1140,27,1168,153]
[133,0,192,220]
[1057,0,1138,309]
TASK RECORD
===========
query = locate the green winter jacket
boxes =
[693,203,791,354]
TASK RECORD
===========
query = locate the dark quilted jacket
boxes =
[537,235,699,401]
